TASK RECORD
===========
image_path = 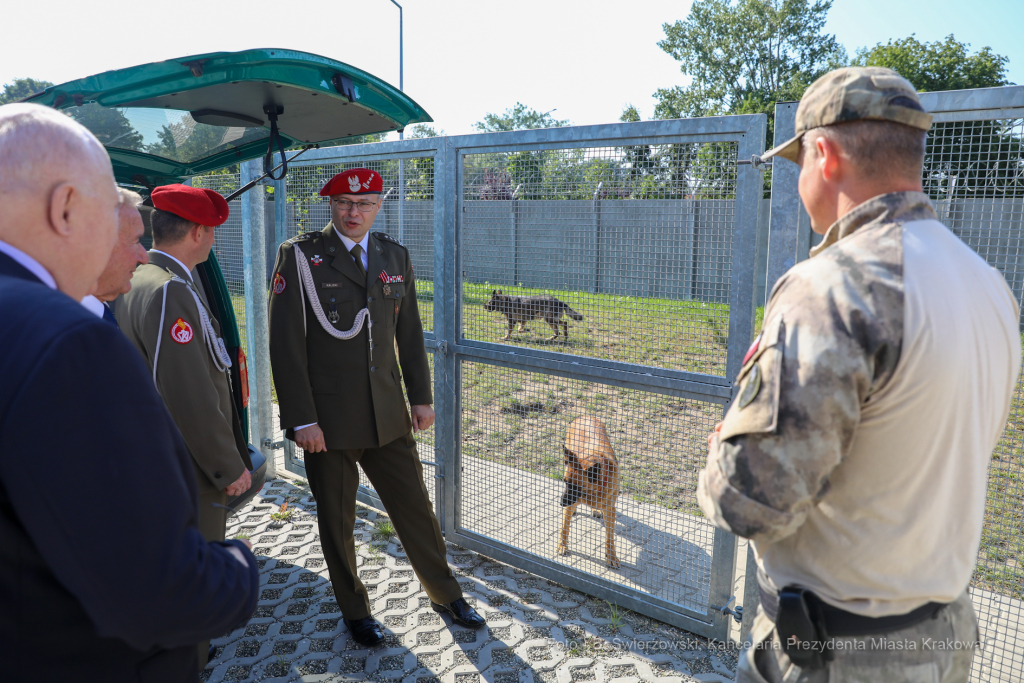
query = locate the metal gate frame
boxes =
[763,84,1024,682]
[440,117,766,641]
[257,116,768,642]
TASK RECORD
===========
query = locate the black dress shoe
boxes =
[344,616,385,647]
[432,597,486,629]
[207,644,218,662]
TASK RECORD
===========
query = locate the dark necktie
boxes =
[350,244,367,281]
[102,302,120,328]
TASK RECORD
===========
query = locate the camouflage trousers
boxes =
[736,591,978,683]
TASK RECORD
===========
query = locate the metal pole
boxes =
[241,159,275,477]
[390,0,406,241]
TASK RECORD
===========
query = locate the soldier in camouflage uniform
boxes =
[698,68,1021,682]
[269,169,485,647]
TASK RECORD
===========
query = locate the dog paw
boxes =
[556,544,569,556]
[606,555,621,569]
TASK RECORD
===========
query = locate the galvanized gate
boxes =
[247,116,767,642]
[766,85,1024,683]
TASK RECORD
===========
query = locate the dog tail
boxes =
[564,304,583,321]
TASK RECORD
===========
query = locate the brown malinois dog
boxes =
[557,416,620,568]
[483,290,583,341]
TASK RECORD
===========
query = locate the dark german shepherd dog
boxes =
[483,290,583,341]
[557,416,620,568]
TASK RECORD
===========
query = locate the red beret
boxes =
[319,168,383,196]
[151,184,230,227]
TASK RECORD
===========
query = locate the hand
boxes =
[295,424,327,453]
[411,405,435,432]
[707,422,723,449]
[225,468,252,497]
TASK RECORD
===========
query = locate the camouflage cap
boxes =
[763,66,933,164]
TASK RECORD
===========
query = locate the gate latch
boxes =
[436,340,449,357]
[711,595,744,623]
[261,438,285,450]
[738,154,772,170]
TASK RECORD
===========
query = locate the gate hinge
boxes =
[436,340,449,356]
[261,438,285,450]
[711,595,744,623]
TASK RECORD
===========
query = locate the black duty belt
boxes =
[757,567,946,670]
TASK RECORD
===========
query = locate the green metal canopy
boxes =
[24,48,432,188]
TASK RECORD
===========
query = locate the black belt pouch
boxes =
[776,587,831,670]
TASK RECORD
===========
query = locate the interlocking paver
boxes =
[204,477,737,682]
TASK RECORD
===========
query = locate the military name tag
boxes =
[738,363,761,409]
[321,282,342,288]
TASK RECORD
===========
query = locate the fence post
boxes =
[765,102,811,298]
[241,160,275,477]
[435,138,457,534]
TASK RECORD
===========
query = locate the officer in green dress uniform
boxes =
[269,168,484,646]
[114,184,254,668]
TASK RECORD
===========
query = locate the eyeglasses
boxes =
[332,198,378,213]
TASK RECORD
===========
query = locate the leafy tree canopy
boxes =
[408,124,444,138]
[0,77,53,105]
[654,0,846,139]
[474,103,569,133]
[854,34,1011,92]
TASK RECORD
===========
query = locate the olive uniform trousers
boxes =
[304,431,462,620]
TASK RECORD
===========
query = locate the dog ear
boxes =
[492,289,497,296]
[497,289,502,295]
[586,463,601,484]
[563,446,577,464]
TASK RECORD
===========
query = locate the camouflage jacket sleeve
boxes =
[146,282,247,490]
[394,246,432,406]
[268,241,319,429]
[697,260,902,544]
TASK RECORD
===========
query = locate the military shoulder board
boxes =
[374,231,405,248]
[287,232,320,246]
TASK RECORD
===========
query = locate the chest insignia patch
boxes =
[738,363,761,409]
[170,318,194,344]
[379,271,404,284]
[382,284,392,296]
[310,255,323,266]
[272,273,286,294]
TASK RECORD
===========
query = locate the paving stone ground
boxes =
[204,477,740,683]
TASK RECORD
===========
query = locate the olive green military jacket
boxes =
[114,251,251,493]
[268,223,432,450]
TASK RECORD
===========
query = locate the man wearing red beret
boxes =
[114,183,254,668]
[269,168,485,647]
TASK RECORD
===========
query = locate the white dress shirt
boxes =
[80,294,106,318]
[0,239,57,290]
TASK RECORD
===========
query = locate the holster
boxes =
[775,586,832,670]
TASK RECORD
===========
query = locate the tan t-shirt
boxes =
[699,192,1021,617]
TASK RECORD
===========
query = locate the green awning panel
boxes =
[24,49,432,188]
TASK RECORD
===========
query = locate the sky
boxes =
[2,0,1020,139]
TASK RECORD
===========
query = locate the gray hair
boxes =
[117,187,143,208]
[0,103,108,192]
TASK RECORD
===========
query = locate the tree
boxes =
[408,124,443,138]
[855,35,1020,199]
[654,0,846,139]
[474,103,568,133]
[65,103,145,152]
[0,78,53,104]
[854,34,1011,93]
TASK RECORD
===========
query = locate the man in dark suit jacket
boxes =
[0,103,259,682]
